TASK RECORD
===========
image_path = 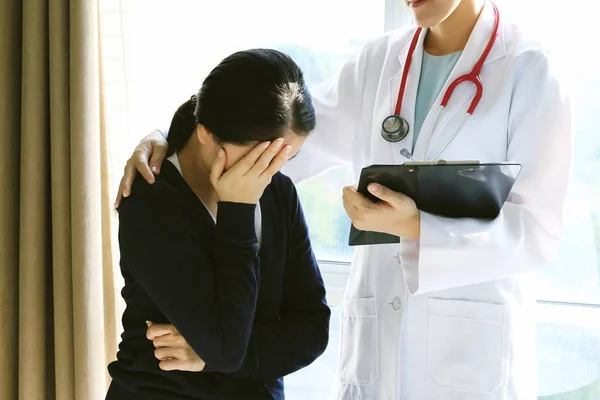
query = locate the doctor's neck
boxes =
[424,0,485,56]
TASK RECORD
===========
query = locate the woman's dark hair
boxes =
[166,49,316,156]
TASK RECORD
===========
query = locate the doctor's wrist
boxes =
[394,213,421,241]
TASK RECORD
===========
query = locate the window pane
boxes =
[297,168,356,262]
[495,1,600,305]
[537,303,600,399]
[124,0,385,136]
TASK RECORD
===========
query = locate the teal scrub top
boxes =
[413,51,462,150]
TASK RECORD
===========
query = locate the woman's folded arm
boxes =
[118,178,261,373]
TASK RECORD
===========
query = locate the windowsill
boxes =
[318,260,600,309]
[318,260,350,307]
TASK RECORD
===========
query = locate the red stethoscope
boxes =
[381,2,500,159]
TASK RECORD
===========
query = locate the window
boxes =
[101,1,600,398]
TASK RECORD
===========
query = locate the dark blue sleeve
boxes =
[118,179,260,373]
[234,177,331,381]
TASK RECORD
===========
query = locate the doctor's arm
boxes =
[400,50,573,295]
[281,46,369,183]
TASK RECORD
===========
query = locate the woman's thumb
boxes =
[210,149,226,186]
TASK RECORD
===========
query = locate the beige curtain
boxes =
[0,0,117,399]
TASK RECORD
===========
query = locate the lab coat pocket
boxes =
[428,298,508,394]
[339,297,379,386]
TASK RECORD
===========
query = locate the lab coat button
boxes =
[391,297,402,311]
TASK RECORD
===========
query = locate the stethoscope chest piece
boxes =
[381,115,409,143]
[381,2,500,156]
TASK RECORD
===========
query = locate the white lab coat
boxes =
[283,2,572,400]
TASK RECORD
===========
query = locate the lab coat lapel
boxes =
[412,1,507,161]
[390,27,426,165]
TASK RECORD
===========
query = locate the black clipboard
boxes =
[348,161,522,246]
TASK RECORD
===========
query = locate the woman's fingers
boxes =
[209,149,227,188]
[212,138,290,203]
[228,140,274,175]
[154,346,183,361]
[151,333,184,348]
[246,138,285,176]
[146,322,177,340]
[158,358,189,371]
[259,145,291,179]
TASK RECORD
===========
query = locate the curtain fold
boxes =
[0,0,117,398]
[0,1,23,399]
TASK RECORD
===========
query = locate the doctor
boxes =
[115,0,572,399]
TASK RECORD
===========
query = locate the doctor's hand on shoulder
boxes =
[116,130,168,207]
[343,183,420,240]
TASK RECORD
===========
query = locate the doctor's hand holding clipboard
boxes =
[345,159,523,246]
[115,0,572,399]
[343,179,423,241]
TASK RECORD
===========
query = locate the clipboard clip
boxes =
[402,159,481,166]
[399,148,480,166]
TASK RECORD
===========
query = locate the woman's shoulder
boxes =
[268,172,303,213]
[119,162,187,213]
[270,172,296,199]
[271,171,293,185]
